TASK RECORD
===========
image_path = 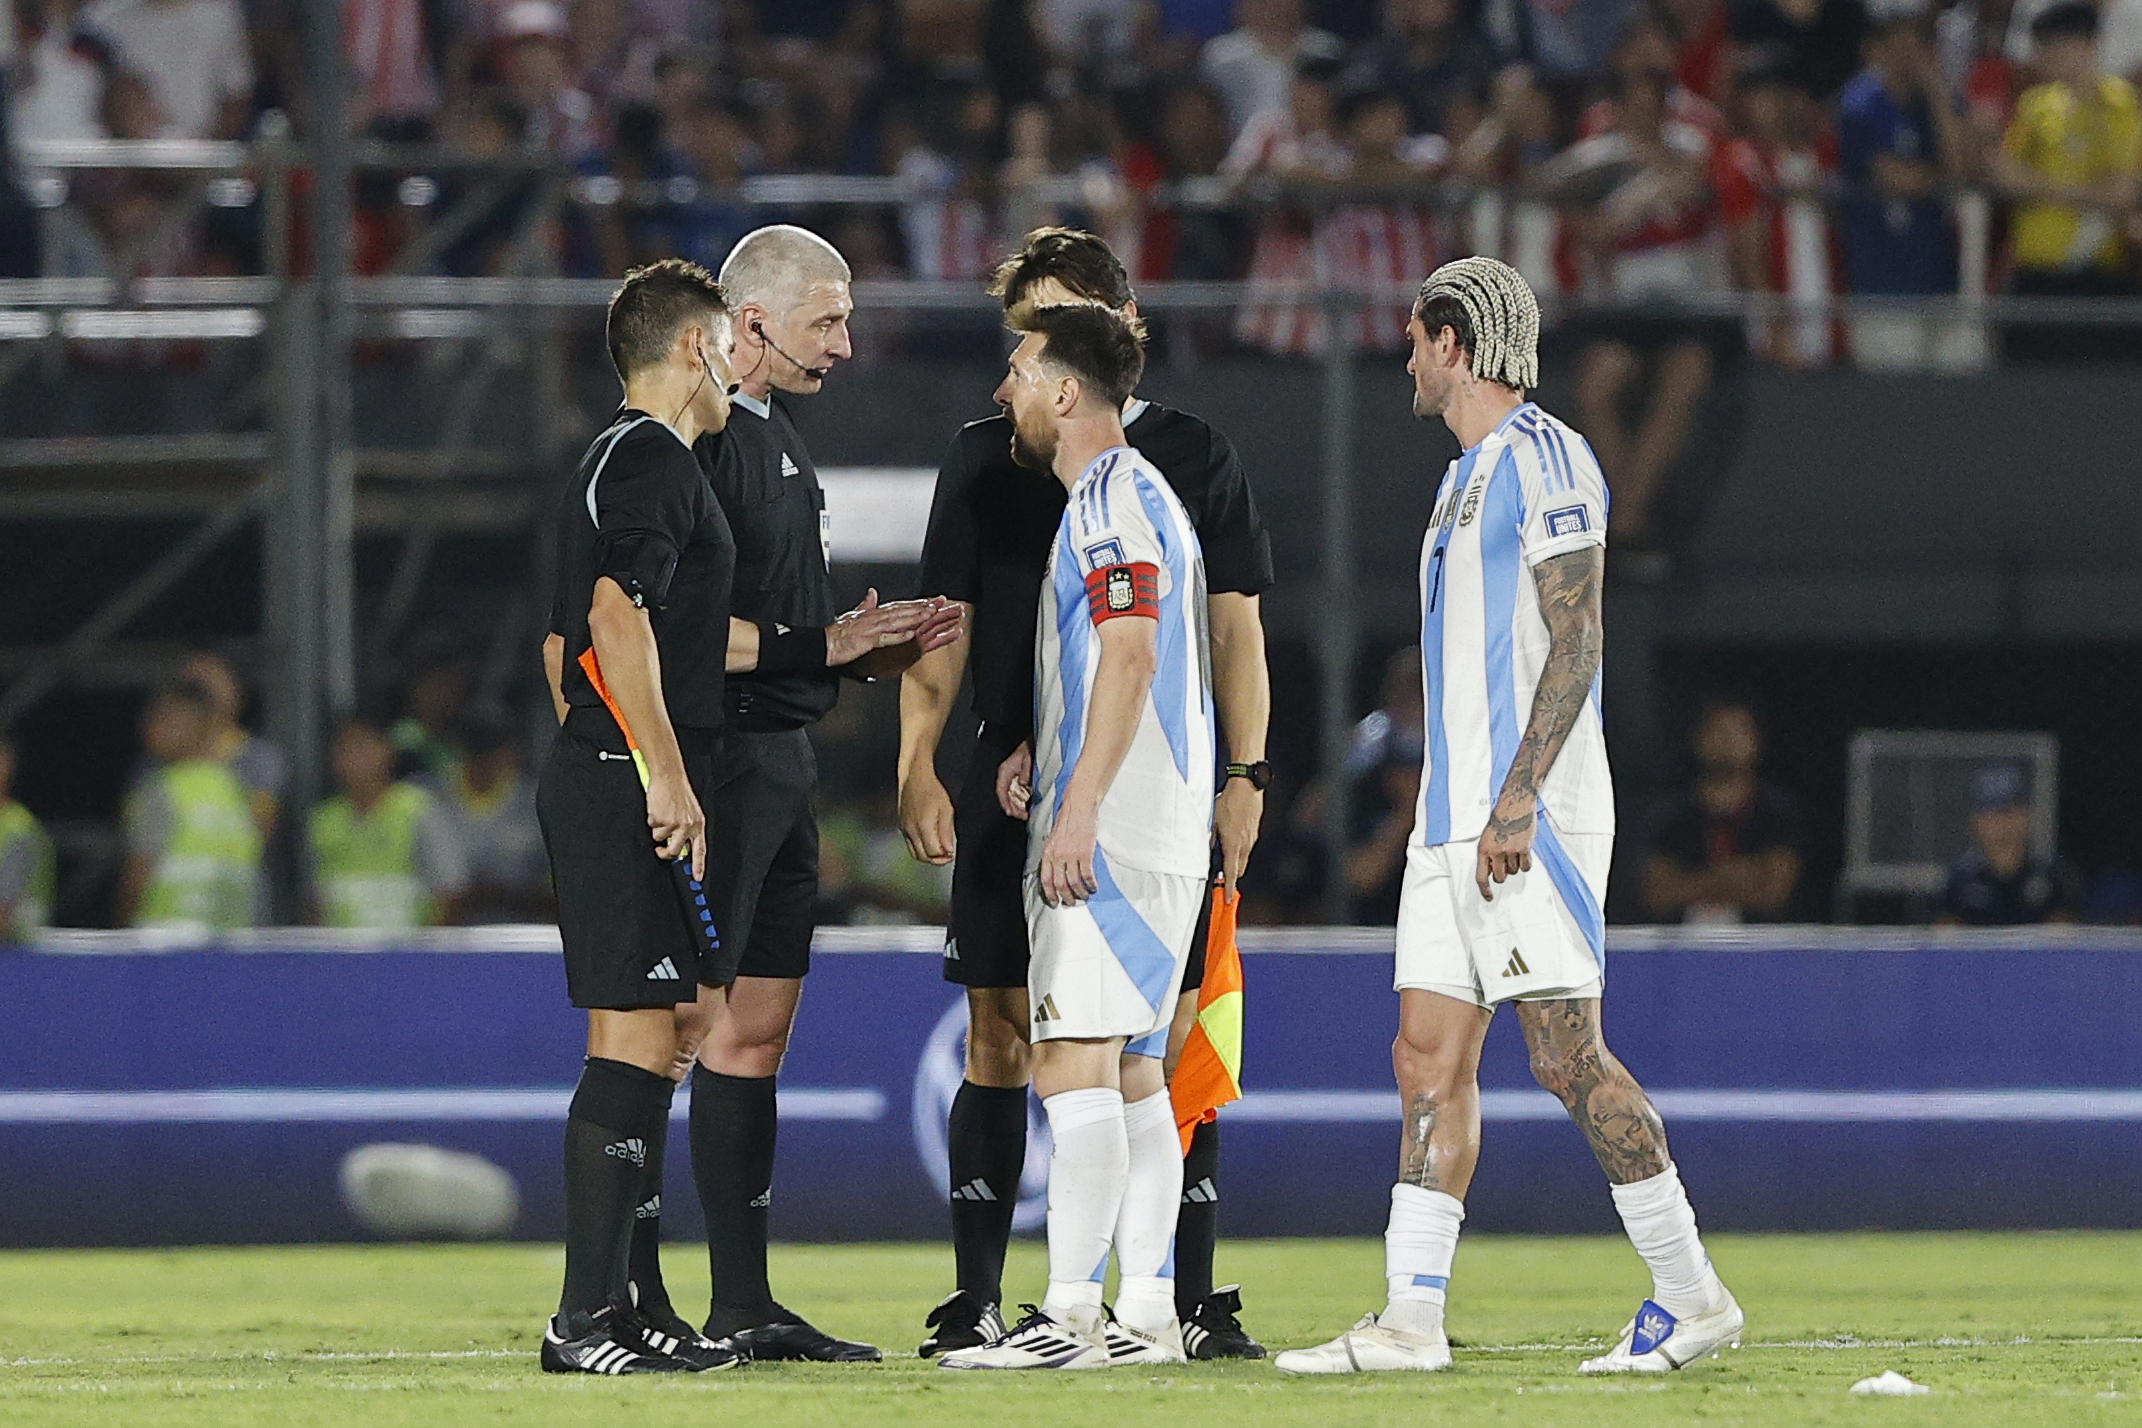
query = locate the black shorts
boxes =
[539,715,724,1010]
[699,727,817,983]
[943,727,1209,994]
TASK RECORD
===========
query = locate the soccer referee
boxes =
[536,259,743,1375]
[898,228,1275,1359]
[677,224,964,1361]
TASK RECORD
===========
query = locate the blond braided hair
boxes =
[1416,256,1540,392]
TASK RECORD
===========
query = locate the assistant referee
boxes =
[674,225,963,1362]
[535,259,742,1376]
[898,228,1276,1360]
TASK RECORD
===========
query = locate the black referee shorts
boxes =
[943,727,1209,994]
[699,727,817,984]
[538,715,722,1010]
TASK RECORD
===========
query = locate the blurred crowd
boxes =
[4,0,2141,361]
[0,642,2135,937]
[0,649,948,938]
[1310,646,2140,931]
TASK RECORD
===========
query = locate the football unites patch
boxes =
[1083,538,1127,571]
[1546,505,1590,537]
[1084,562,1160,623]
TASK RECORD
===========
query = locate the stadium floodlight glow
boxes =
[0,311,54,340]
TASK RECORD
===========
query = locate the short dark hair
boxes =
[160,677,217,717]
[605,258,728,381]
[1023,303,1146,410]
[2032,0,2098,40]
[990,227,1135,315]
[1414,291,1476,360]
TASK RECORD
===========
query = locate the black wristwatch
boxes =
[1224,761,1273,791]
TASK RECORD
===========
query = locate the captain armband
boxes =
[1084,563,1160,625]
[756,622,829,673]
[592,530,680,610]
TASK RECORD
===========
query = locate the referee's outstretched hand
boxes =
[825,590,964,673]
[645,765,706,881]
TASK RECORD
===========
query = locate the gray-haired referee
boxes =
[673,225,964,1362]
[1277,257,1744,1378]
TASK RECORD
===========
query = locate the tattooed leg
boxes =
[1516,998,1669,1185]
[1391,989,1495,1198]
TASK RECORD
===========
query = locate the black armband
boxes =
[592,530,680,609]
[755,622,827,673]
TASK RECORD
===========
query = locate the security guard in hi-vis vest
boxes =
[307,719,464,930]
[0,731,54,943]
[117,678,260,932]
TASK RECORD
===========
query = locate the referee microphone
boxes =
[753,320,831,381]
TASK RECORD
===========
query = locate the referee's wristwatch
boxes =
[1223,760,1273,791]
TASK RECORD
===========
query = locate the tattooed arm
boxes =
[1476,545,1604,900]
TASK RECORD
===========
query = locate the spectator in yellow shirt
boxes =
[1994,1,2142,357]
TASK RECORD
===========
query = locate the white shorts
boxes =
[1394,824,1611,1007]
[1025,858,1203,1058]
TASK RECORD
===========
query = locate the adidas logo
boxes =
[647,957,681,981]
[605,1138,647,1167]
[1181,1178,1218,1204]
[749,1188,772,1208]
[635,1196,661,1220]
[943,936,960,962]
[1499,948,1531,979]
[1034,993,1062,1022]
[780,453,799,477]
[951,1178,998,1203]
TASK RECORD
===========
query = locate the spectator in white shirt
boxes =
[1199,0,1344,137]
[6,0,109,156]
[81,0,250,139]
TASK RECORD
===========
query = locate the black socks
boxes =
[691,1064,779,1311]
[947,1080,1028,1304]
[560,1057,674,1317]
[1175,1116,1221,1316]
[626,1077,679,1318]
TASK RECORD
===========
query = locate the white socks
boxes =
[1382,1183,1464,1334]
[1112,1090,1183,1333]
[1040,1087,1126,1321]
[1610,1162,1723,1317]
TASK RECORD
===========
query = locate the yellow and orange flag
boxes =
[1170,884,1244,1154]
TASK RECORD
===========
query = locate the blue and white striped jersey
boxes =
[1415,402,1615,849]
[1031,446,1216,880]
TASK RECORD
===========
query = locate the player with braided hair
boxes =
[1274,257,1743,1378]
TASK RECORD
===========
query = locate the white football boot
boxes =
[938,1303,1110,1371]
[1272,1313,1453,1375]
[1103,1313,1188,1366]
[1579,1292,1744,1374]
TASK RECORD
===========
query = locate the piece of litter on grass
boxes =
[1850,1371,1931,1396]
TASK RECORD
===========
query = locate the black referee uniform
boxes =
[541,409,733,1007]
[691,389,837,983]
[919,398,1274,993]
[536,407,736,1371]
[680,385,880,1361]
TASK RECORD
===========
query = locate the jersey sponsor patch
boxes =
[1545,505,1590,537]
[1083,538,1127,572]
[1084,562,1159,623]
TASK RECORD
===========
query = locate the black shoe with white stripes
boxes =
[540,1306,691,1375]
[919,1290,1007,1358]
[626,1303,747,1371]
[1183,1286,1267,1360]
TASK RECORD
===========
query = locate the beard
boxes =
[1008,414,1056,471]
[1412,374,1449,420]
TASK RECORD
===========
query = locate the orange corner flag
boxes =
[1170,884,1245,1154]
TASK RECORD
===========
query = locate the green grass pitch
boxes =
[3,1233,2139,1426]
